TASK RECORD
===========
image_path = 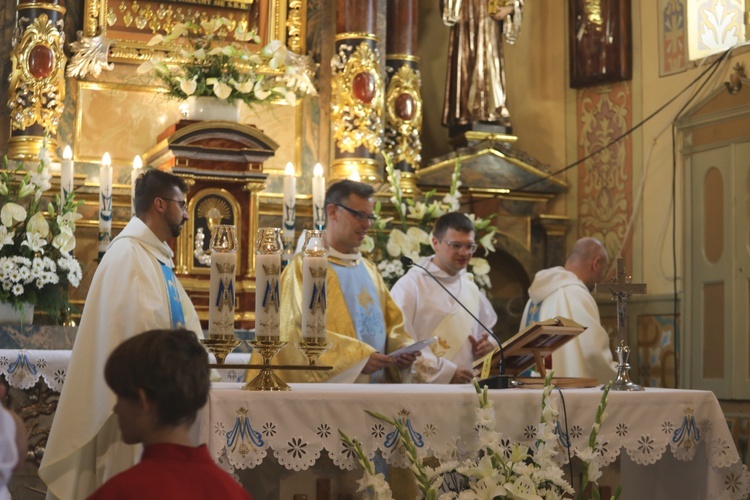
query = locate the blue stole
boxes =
[525,300,543,327]
[159,262,186,329]
[330,261,386,353]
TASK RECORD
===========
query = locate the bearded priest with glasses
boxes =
[255,180,418,383]
[391,212,498,384]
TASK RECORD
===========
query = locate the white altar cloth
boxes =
[200,383,750,500]
[0,349,250,391]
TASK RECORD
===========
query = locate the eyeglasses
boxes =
[160,197,187,210]
[335,203,377,222]
[442,240,478,253]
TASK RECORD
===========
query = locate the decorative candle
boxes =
[209,225,238,337]
[282,162,296,243]
[60,146,74,205]
[255,228,283,338]
[312,163,326,230]
[301,230,328,338]
[349,168,361,182]
[131,155,142,217]
[98,152,113,260]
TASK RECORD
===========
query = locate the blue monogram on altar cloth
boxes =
[330,261,386,353]
[159,261,186,329]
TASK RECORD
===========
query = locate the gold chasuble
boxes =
[248,251,413,382]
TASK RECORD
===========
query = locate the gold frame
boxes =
[83,0,308,63]
[183,187,243,277]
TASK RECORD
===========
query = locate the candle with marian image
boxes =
[98,152,113,259]
[301,230,328,339]
[255,228,283,338]
[282,162,296,251]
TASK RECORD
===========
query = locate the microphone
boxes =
[400,256,512,389]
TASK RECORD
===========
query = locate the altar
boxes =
[197,383,750,500]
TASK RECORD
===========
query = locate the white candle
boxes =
[349,168,361,182]
[282,162,296,244]
[312,163,326,230]
[131,155,142,217]
[98,152,113,259]
[60,146,74,205]
[254,253,282,337]
[301,235,327,338]
[209,251,237,337]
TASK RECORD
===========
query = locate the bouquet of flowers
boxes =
[0,141,83,323]
[361,156,498,293]
[340,374,620,500]
[137,17,317,106]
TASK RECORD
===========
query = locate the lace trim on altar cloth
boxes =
[204,387,750,500]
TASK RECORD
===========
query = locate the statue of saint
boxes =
[441,0,523,133]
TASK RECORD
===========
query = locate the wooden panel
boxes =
[704,166,724,263]
[703,282,725,379]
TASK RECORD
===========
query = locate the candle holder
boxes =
[295,337,332,366]
[201,335,242,364]
[244,335,290,391]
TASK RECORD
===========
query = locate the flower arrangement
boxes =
[361,156,498,293]
[137,17,317,106]
[340,374,620,500]
[0,141,83,323]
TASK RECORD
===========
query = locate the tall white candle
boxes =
[312,163,326,230]
[301,234,327,338]
[98,152,113,259]
[60,146,74,205]
[209,251,237,337]
[131,155,142,217]
[254,253,281,337]
[282,162,296,244]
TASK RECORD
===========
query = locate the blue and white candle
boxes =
[98,152,113,260]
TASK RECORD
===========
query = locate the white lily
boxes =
[0,227,14,250]
[52,227,76,253]
[22,232,47,252]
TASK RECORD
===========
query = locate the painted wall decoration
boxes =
[658,0,688,76]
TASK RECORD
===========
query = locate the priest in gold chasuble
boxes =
[251,180,416,383]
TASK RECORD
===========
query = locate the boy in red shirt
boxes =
[88,329,250,500]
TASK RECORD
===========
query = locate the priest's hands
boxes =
[450,368,475,384]
[361,351,420,374]
[470,333,494,359]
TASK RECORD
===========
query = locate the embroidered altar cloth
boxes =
[200,383,750,500]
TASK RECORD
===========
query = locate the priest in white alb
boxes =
[518,237,617,384]
[39,170,202,500]
[391,212,497,383]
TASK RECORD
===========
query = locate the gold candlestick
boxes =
[200,335,242,365]
[296,337,332,366]
[244,336,290,391]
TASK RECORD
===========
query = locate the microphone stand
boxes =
[400,256,513,389]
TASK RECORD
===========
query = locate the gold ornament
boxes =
[8,13,66,134]
[331,40,383,154]
[384,64,423,168]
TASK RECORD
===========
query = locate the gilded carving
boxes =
[384,64,423,168]
[331,40,383,154]
[286,0,305,53]
[8,14,66,134]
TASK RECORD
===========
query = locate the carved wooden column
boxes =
[385,0,422,195]
[330,0,383,183]
[7,0,67,160]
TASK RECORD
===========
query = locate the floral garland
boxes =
[0,140,83,323]
[137,18,316,106]
[361,157,498,293]
[340,375,619,499]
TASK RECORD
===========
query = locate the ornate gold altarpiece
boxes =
[142,120,276,326]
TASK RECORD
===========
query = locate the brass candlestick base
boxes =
[296,337,332,366]
[245,336,289,391]
[609,340,644,391]
[201,335,242,365]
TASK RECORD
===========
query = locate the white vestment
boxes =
[0,406,18,500]
[519,266,616,384]
[39,217,202,500]
[390,256,497,383]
